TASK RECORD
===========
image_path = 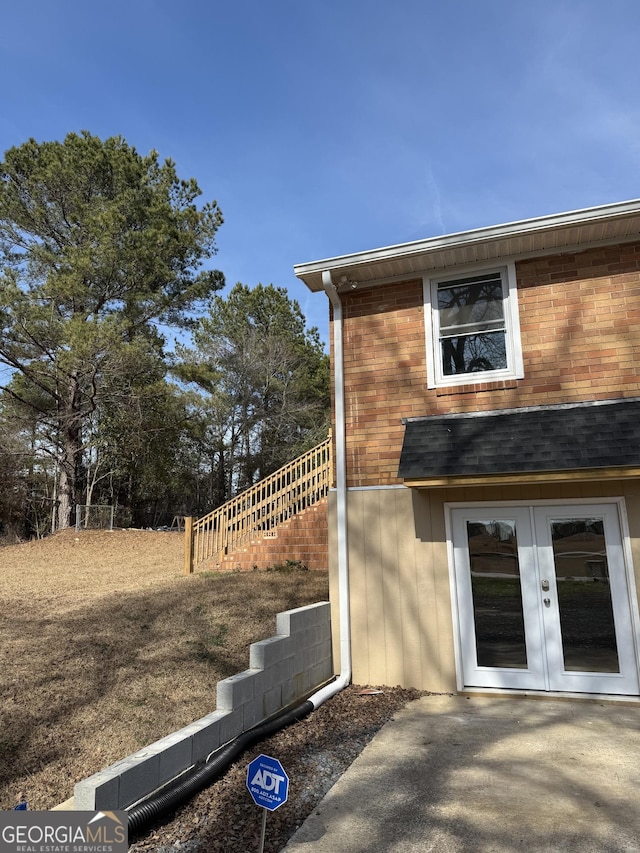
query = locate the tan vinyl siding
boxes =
[330,479,640,692]
[329,487,456,693]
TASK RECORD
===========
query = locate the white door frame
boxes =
[445,497,640,696]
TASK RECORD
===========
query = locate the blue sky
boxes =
[2,0,640,347]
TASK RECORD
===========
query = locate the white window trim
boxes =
[423,261,524,389]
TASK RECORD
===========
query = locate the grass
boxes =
[0,528,328,810]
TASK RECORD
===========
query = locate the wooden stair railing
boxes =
[184,434,332,573]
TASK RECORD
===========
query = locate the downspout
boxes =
[126,271,351,835]
[307,270,351,708]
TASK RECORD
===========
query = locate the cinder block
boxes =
[291,648,305,677]
[295,626,312,649]
[303,666,315,692]
[74,770,120,811]
[308,661,331,691]
[310,624,323,645]
[242,697,263,730]
[118,753,161,809]
[310,602,331,626]
[318,641,332,665]
[316,658,334,683]
[281,680,296,707]
[282,670,306,706]
[219,708,243,744]
[250,635,285,669]
[250,667,267,697]
[270,658,292,686]
[261,684,282,718]
[276,610,293,636]
[217,669,256,710]
[276,601,330,634]
[294,606,312,630]
[154,732,194,786]
[320,620,332,643]
[188,711,227,764]
[279,635,296,661]
[303,645,319,670]
[278,604,319,636]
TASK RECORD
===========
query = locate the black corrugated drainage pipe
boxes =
[129,267,352,837]
[127,698,314,836]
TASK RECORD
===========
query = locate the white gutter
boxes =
[308,270,351,707]
[294,198,640,294]
[294,197,640,281]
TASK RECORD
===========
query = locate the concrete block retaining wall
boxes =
[74,601,332,811]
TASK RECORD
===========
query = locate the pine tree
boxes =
[0,131,224,529]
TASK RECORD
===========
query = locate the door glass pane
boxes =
[550,518,619,673]
[466,520,527,668]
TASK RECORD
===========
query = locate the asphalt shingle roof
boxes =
[398,398,640,480]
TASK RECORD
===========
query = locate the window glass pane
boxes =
[441,331,507,375]
[550,517,620,673]
[466,520,528,668]
[438,274,505,335]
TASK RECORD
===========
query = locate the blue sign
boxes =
[246,754,289,811]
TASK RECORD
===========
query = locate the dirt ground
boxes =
[0,528,329,811]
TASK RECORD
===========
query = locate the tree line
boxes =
[0,132,329,539]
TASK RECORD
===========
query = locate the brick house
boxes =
[295,200,640,698]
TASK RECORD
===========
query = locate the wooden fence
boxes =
[184,434,332,573]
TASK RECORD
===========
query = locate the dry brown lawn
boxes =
[0,528,328,810]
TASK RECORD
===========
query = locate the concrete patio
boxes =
[283,693,640,852]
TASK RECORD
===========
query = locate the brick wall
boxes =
[209,499,328,572]
[337,242,640,487]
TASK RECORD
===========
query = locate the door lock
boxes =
[541,579,550,591]
[543,597,551,607]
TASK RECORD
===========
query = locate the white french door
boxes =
[450,503,639,695]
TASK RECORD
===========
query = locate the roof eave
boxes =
[294,198,640,292]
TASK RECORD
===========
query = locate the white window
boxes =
[424,263,524,389]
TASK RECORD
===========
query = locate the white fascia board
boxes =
[294,198,640,290]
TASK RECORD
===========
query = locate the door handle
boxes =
[541,579,549,591]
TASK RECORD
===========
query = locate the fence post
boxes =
[184,516,194,575]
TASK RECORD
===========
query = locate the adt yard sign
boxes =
[246,754,289,811]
